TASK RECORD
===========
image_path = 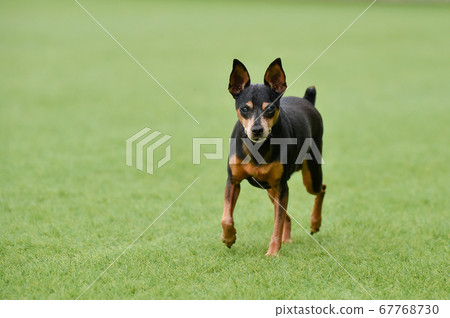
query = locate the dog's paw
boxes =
[310,216,321,234]
[265,250,279,257]
[221,227,236,248]
[265,239,281,256]
[282,238,293,244]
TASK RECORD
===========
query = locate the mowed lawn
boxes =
[1,0,449,299]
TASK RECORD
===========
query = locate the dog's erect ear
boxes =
[264,58,287,95]
[228,59,251,98]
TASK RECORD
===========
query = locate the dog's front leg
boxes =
[266,183,289,256]
[221,178,240,248]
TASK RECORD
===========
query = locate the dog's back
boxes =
[280,87,324,193]
[281,87,322,140]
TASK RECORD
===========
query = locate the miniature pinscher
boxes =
[221,58,326,256]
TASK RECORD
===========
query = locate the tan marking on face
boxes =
[262,102,271,110]
[236,109,254,137]
[260,108,280,135]
[229,155,283,187]
[246,101,253,109]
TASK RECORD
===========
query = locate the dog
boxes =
[221,58,326,256]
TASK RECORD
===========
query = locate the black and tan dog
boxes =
[221,58,326,256]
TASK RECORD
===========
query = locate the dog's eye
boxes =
[240,106,250,114]
[266,105,276,113]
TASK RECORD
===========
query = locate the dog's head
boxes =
[228,58,287,143]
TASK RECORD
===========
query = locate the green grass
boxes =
[1,0,449,299]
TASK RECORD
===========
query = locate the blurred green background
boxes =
[1,0,449,299]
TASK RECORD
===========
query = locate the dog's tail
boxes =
[304,86,316,106]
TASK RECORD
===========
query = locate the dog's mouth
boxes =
[246,128,271,144]
[249,137,267,143]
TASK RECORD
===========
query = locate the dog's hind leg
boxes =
[301,160,326,234]
[311,184,326,234]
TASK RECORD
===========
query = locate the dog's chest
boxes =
[229,155,283,186]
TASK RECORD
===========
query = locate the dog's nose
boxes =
[252,126,264,137]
